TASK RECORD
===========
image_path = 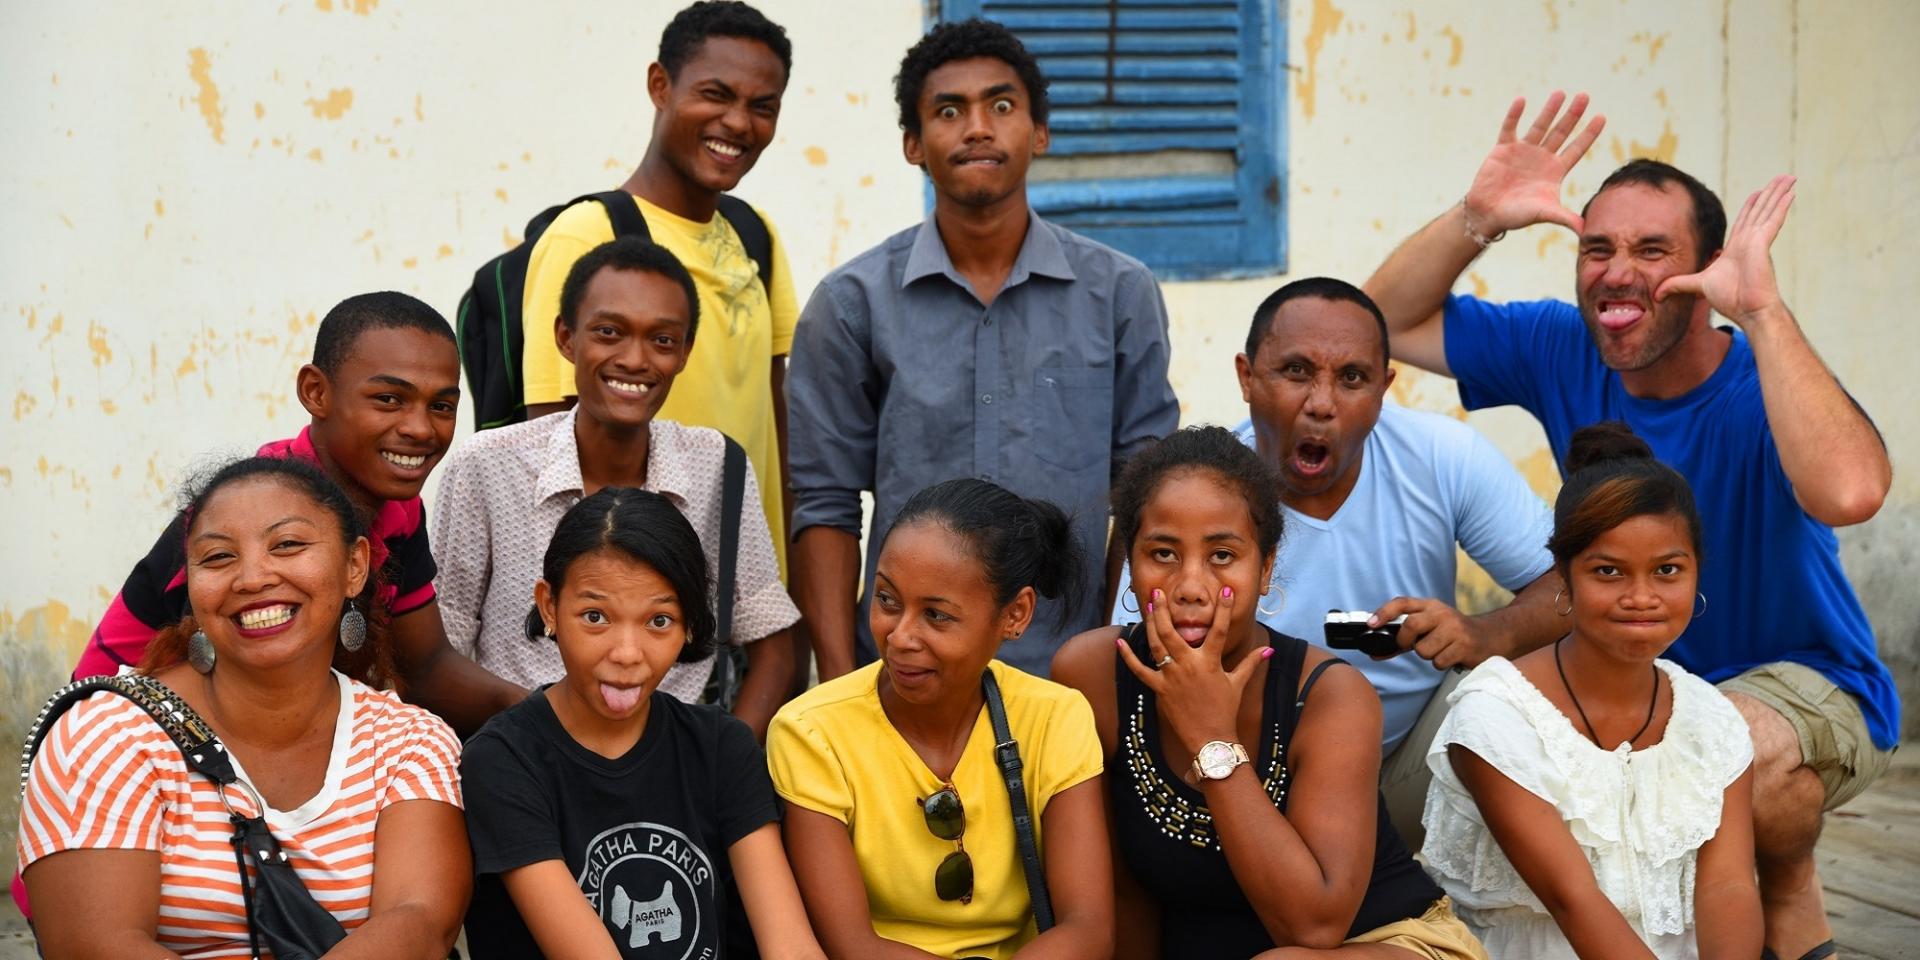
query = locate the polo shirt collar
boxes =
[901,207,1076,291]
[531,410,694,509]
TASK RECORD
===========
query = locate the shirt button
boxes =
[983,315,993,326]
[981,393,993,404]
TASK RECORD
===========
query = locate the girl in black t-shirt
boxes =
[459,488,826,960]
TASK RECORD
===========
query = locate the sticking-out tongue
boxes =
[600,683,644,714]
[1598,302,1646,331]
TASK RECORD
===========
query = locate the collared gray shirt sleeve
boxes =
[786,278,877,538]
[1108,264,1181,480]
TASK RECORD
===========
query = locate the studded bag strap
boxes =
[19,674,240,800]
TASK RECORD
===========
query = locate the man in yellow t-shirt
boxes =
[521,1,796,577]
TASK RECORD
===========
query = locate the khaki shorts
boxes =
[1718,661,1895,810]
[1347,897,1489,959]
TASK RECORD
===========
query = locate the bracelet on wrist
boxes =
[1461,199,1506,248]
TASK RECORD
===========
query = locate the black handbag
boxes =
[981,669,1055,931]
[20,675,348,960]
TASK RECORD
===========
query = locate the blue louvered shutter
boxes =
[941,0,1285,279]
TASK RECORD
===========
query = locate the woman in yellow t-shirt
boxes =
[768,479,1112,960]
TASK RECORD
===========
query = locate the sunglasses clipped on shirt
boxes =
[921,782,973,905]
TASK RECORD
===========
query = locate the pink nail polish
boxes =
[1146,601,1154,615]
[1261,647,1274,660]
[1223,586,1233,599]
[1115,637,1125,649]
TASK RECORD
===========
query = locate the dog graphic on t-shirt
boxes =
[612,881,684,947]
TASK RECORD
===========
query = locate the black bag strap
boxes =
[589,190,651,241]
[982,669,1054,931]
[19,675,347,959]
[710,436,748,709]
[715,193,774,290]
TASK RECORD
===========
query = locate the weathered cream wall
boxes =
[4,1,1915,860]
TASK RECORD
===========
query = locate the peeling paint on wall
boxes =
[304,87,354,120]
[1297,0,1346,122]
[188,48,226,143]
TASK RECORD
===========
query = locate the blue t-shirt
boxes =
[1112,406,1556,752]
[1443,294,1898,749]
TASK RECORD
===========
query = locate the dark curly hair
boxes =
[559,236,701,348]
[1548,421,1703,576]
[1111,427,1285,561]
[895,18,1049,136]
[310,291,452,378]
[1245,276,1390,369]
[139,456,399,691]
[658,1,792,81]
[525,487,718,664]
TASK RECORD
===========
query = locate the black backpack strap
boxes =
[715,194,774,291]
[711,436,748,709]
[588,190,651,241]
[982,669,1055,931]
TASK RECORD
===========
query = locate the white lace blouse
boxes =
[1420,656,1753,959]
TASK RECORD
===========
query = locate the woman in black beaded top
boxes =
[1052,426,1482,959]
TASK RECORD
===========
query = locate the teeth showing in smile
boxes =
[381,451,426,469]
[705,139,743,157]
[605,378,650,396]
[237,604,295,629]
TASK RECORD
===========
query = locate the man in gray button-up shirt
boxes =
[786,19,1179,679]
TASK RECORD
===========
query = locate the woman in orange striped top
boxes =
[17,456,470,958]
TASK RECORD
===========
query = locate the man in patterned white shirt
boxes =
[434,237,798,739]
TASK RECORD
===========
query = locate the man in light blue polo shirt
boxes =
[1111,277,1564,847]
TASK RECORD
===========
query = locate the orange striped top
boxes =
[16,672,463,958]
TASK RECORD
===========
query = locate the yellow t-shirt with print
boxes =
[766,660,1104,960]
[520,193,796,574]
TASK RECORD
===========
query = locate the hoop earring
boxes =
[1553,588,1573,617]
[1694,592,1708,619]
[338,599,367,653]
[1257,586,1285,618]
[1120,591,1140,615]
[187,629,216,674]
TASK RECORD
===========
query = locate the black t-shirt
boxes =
[460,686,780,959]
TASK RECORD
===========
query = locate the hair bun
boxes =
[1564,421,1654,475]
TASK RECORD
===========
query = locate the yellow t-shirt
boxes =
[520,194,796,574]
[767,660,1103,960]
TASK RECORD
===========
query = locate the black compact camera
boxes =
[1323,611,1407,658]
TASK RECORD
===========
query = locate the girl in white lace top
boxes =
[1422,423,1761,959]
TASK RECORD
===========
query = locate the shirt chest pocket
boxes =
[1030,366,1114,472]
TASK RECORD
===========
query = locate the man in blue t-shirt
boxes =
[1106,277,1565,850]
[1365,91,1897,960]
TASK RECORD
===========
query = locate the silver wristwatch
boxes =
[1190,740,1250,782]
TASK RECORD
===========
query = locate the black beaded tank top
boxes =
[1110,624,1441,958]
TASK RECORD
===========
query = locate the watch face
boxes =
[1198,741,1239,779]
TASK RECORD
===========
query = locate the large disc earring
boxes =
[188,629,216,674]
[339,600,367,653]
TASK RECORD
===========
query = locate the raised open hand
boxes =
[1115,586,1270,763]
[1654,175,1795,327]
[1465,92,1607,237]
